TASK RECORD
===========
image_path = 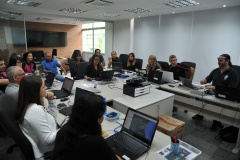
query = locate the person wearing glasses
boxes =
[85,54,103,80]
[7,53,22,69]
[52,94,119,160]
[195,54,239,131]
[0,58,8,93]
[22,52,36,74]
[5,66,25,103]
[89,49,105,67]
[16,75,58,159]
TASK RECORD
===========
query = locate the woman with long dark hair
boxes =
[72,51,84,77]
[52,94,119,160]
[22,52,36,73]
[127,52,140,71]
[16,75,58,159]
[7,53,22,68]
[85,54,103,80]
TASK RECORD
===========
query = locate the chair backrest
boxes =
[68,58,75,77]
[181,61,196,79]
[119,54,129,69]
[0,94,35,160]
[77,62,89,79]
[157,61,169,71]
[232,65,240,88]
[136,58,143,69]
[52,49,57,56]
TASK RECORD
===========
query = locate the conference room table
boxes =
[156,82,240,154]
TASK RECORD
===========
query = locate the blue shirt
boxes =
[41,59,61,74]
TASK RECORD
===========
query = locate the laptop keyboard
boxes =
[59,106,72,116]
[109,133,147,155]
[52,90,69,99]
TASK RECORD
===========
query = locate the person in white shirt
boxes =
[16,75,58,159]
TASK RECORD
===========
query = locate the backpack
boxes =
[217,126,239,143]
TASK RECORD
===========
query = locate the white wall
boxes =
[113,5,240,82]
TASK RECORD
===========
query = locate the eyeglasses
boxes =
[94,59,99,61]
[16,73,25,76]
[16,61,22,63]
[217,58,225,62]
[0,63,6,66]
[96,52,100,53]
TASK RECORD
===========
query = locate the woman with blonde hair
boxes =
[146,55,162,71]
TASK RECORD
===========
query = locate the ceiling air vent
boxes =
[82,0,113,6]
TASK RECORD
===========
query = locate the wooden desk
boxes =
[158,83,240,154]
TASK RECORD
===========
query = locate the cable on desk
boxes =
[114,125,122,133]
[145,151,149,160]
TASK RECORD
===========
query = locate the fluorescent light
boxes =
[124,8,151,14]
[165,0,200,8]
[59,8,86,14]
[172,12,175,14]
[6,0,41,7]
[223,5,226,7]
[96,13,119,18]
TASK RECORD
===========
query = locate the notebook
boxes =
[45,72,55,89]
[147,70,163,84]
[106,108,159,160]
[112,62,122,73]
[52,77,74,99]
[94,70,114,81]
[215,85,240,102]
[179,77,203,90]
[161,71,175,83]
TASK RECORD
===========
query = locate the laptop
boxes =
[52,77,74,99]
[112,62,122,73]
[106,108,159,160]
[161,71,175,83]
[215,85,240,102]
[59,87,92,116]
[147,70,163,84]
[45,72,55,89]
[95,70,114,81]
[179,77,203,90]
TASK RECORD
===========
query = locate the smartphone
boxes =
[106,112,117,118]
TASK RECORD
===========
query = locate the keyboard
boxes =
[108,133,147,155]
[52,90,69,99]
[59,106,72,116]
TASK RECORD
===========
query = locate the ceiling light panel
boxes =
[165,0,200,8]
[0,10,22,16]
[124,8,151,14]
[59,8,86,14]
[96,13,119,18]
[6,0,41,7]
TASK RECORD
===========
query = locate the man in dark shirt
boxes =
[197,54,239,131]
[108,51,121,67]
[89,49,105,67]
[0,58,9,93]
[168,55,195,81]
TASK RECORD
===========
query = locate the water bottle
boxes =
[35,69,39,76]
[103,97,107,116]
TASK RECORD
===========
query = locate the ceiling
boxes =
[0,0,240,25]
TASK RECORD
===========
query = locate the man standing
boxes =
[198,54,239,131]
[41,53,67,82]
[168,55,195,81]
[108,51,121,67]
[89,49,105,67]
[0,58,9,93]
[5,66,25,103]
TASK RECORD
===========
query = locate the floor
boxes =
[1,108,240,160]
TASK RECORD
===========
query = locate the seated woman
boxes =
[85,54,103,80]
[146,55,162,71]
[126,53,140,71]
[22,52,36,73]
[16,75,58,159]
[52,94,119,160]
[7,53,22,68]
[72,51,85,77]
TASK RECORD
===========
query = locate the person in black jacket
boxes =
[22,52,36,74]
[85,54,103,80]
[126,53,139,71]
[72,51,85,78]
[52,94,119,160]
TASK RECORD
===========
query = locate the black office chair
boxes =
[52,49,57,57]
[76,62,89,79]
[136,58,143,69]
[232,65,240,88]
[0,94,35,160]
[157,61,169,71]
[71,50,81,59]
[119,54,129,69]
[68,58,75,77]
[181,61,196,79]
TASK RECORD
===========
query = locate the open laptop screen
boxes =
[62,77,74,93]
[122,109,159,146]
[74,87,92,102]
